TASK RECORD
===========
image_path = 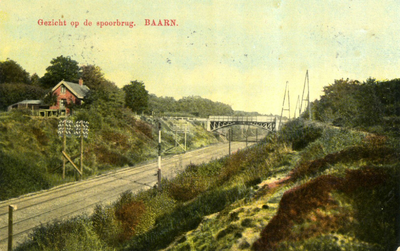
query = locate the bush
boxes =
[91,204,121,247]
[115,200,146,241]
[16,215,108,251]
[279,119,323,150]
[0,151,50,200]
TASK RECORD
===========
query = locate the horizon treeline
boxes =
[0,56,255,117]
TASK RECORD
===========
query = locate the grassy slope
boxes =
[14,118,399,251]
[0,111,220,200]
[164,120,399,251]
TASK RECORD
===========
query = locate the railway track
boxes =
[0,141,253,250]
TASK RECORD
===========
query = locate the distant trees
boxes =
[148,95,234,117]
[123,81,149,114]
[40,56,81,89]
[0,59,31,84]
[0,59,46,109]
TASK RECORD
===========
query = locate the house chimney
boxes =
[79,78,83,86]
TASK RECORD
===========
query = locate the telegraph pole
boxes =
[157,121,162,191]
[63,120,66,179]
[184,123,187,152]
[228,128,231,156]
[80,121,83,174]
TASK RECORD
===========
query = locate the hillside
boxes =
[15,119,399,251]
[0,110,221,201]
[164,120,399,250]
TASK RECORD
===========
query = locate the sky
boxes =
[1,0,400,115]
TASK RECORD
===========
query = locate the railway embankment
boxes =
[14,118,400,250]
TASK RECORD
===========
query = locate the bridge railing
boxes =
[208,116,276,122]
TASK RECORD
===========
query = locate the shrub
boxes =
[16,215,107,251]
[91,204,121,247]
[115,200,146,241]
[279,119,323,151]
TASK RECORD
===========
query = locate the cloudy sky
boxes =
[1,0,400,115]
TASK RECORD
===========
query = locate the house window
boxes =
[60,99,67,108]
[61,86,66,94]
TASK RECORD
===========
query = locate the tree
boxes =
[0,59,31,84]
[30,73,41,86]
[81,65,116,91]
[123,81,149,114]
[40,55,80,89]
[0,84,47,110]
[315,79,361,125]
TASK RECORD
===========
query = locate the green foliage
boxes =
[16,215,110,251]
[40,55,81,89]
[91,204,121,247]
[279,119,323,150]
[313,77,400,131]
[313,79,361,125]
[149,94,234,117]
[80,65,116,91]
[0,151,50,200]
[317,127,364,154]
[166,162,220,201]
[345,167,399,250]
[123,80,149,113]
[0,83,47,110]
[0,58,31,84]
[125,184,252,251]
[277,234,380,251]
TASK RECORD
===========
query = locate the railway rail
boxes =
[0,141,253,250]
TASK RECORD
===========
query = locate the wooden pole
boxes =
[80,121,83,174]
[184,124,187,152]
[158,121,162,191]
[246,125,249,147]
[62,151,82,175]
[256,128,258,142]
[63,120,66,179]
[8,205,16,251]
[229,128,231,156]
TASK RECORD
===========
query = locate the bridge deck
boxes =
[207,116,276,131]
[208,116,276,122]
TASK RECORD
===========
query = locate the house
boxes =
[7,100,44,111]
[50,78,90,114]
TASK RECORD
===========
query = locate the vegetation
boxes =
[40,55,81,89]
[19,119,399,250]
[149,95,235,117]
[3,61,399,250]
[123,81,149,114]
[0,56,231,201]
[0,59,31,84]
[310,78,400,134]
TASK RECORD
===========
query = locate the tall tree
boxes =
[123,81,149,114]
[0,59,31,84]
[80,65,116,91]
[40,55,80,89]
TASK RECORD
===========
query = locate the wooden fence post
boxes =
[8,205,17,251]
